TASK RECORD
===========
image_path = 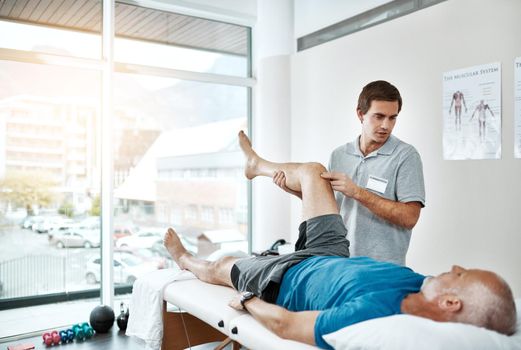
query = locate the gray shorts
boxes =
[231,214,350,302]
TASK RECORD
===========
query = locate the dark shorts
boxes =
[230,213,349,303]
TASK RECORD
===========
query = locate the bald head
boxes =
[404,266,517,335]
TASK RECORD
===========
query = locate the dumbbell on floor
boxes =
[81,322,94,338]
[72,324,86,341]
[42,331,60,346]
[67,328,75,341]
[58,328,75,343]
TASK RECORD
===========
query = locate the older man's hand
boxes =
[229,293,245,311]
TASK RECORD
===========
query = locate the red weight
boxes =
[51,331,61,344]
[42,333,52,346]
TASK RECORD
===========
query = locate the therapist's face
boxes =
[358,100,399,146]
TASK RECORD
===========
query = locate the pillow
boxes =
[324,298,521,350]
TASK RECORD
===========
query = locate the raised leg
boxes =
[239,131,338,221]
[163,131,340,287]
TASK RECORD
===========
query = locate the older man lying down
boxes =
[162,131,517,349]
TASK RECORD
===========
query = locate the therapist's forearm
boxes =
[352,187,421,230]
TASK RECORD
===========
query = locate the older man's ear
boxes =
[438,294,462,313]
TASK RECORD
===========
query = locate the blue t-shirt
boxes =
[275,256,425,349]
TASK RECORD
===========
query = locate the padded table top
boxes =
[163,278,320,349]
[163,278,245,333]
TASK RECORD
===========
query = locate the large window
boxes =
[113,74,249,263]
[0,0,252,322]
[0,30,103,321]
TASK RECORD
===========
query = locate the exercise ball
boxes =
[89,305,115,333]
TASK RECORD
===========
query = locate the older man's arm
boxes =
[229,295,319,346]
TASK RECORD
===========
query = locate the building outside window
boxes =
[201,206,215,224]
[185,205,198,221]
[219,207,235,225]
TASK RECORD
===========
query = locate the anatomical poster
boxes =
[443,62,501,160]
[515,57,521,158]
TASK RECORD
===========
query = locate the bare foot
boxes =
[238,130,259,179]
[163,228,190,269]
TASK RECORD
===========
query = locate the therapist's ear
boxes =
[357,109,364,123]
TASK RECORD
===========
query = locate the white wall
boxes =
[290,0,521,296]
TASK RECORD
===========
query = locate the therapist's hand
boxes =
[321,171,360,198]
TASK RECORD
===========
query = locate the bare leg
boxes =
[164,228,237,288]
[239,131,338,221]
[162,132,340,288]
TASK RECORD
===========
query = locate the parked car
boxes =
[76,217,135,241]
[84,253,158,285]
[48,228,100,249]
[115,247,167,269]
[115,227,164,249]
[113,225,137,240]
[78,216,100,230]
[20,215,44,230]
[33,216,74,233]
[150,236,197,258]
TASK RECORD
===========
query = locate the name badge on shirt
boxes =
[366,175,388,194]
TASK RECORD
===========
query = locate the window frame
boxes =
[0,0,254,311]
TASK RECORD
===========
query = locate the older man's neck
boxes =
[400,293,451,322]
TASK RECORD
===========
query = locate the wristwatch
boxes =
[240,291,255,310]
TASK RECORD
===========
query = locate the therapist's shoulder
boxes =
[329,143,353,171]
[392,136,422,160]
[331,143,345,155]
[331,140,357,157]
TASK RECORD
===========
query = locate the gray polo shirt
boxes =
[328,135,425,265]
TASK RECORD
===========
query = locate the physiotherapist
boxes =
[275,80,425,265]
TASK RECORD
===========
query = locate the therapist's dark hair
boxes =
[357,80,402,115]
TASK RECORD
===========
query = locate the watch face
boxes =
[242,291,254,300]
[241,291,255,308]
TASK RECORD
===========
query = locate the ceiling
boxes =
[0,0,248,56]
